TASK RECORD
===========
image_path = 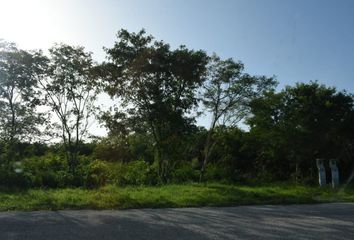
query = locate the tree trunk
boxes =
[199,133,212,182]
[7,90,16,165]
[199,117,217,182]
[345,170,354,186]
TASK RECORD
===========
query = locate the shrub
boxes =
[111,160,158,186]
[82,159,159,187]
[21,154,68,188]
[171,162,199,183]
[83,159,111,187]
[204,163,229,182]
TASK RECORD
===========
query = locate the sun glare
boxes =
[0,0,59,49]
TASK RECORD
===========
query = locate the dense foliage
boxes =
[0,30,353,188]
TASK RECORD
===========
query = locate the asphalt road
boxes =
[0,203,353,240]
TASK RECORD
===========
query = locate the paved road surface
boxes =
[0,203,353,239]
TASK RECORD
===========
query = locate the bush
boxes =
[124,161,152,185]
[0,164,30,188]
[109,160,159,186]
[2,152,237,188]
[204,163,229,182]
[80,159,159,188]
[83,159,111,187]
[171,161,199,183]
[22,154,71,188]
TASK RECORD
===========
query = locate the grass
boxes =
[0,183,353,211]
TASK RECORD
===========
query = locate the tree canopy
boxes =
[0,30,353,188]
[247,82,354,181]
[101,29,209,181]
[0,40,47,164]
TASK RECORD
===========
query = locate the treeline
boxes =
[0,29,353,188]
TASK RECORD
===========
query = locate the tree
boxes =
[199,54,276,181]
[101,29,209,181]
[247,82,354,182]
[39,44,99,173]
[0,40,47,164]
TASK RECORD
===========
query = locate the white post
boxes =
[316,158,326,187]
[329,159,339,188]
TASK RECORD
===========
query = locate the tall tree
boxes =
[39,44,99,173]
[101,29,209,181]
[247,82,354,182]
[0,40,47,164]
[200,54,276,181]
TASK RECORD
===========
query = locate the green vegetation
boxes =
[0,30,353,205]
[0,183,353,211]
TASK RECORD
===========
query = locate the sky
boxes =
[0,0,353,134]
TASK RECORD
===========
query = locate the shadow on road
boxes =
[0,203,353,239]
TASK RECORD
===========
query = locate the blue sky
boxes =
[1,0,353,132]
[1,0,353,91]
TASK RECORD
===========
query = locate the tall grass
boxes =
[0,183,353,211]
